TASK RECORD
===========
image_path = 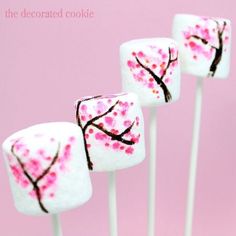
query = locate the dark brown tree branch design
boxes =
[76,97,136,170]
[135,47,177,102]
[11,140,60,213]
[209,21,227,77]
[91,122,135,145]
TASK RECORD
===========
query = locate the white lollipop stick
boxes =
[52,214,63,236]
[109,171,118,236]
[148,107,157,236]
[185,77,204,236]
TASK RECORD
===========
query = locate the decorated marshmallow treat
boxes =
[120,38,181,106]
[2,122,92,215]
[75,93,145,171]
[172,14,231,78]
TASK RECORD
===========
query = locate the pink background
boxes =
[0,0,235,235]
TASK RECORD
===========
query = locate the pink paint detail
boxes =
[95,132,107,141]
[50,137,55,142]
[124,120,132,127]
[81,104,87,111]
[112,142,120,149]
[15,143,24,151]
[98,122,104,127]
[38,149,45,156]
[23,149,30,157]
[29,190,37,198]
[152,64,157,69]
[10,165,24,184]
[162,53,167,59]
[21,179,29,188]
[111,129,119,135]
[125,147,134,155]
[127,60,136,69]
[69,136,76,143]
[45,172,57,186]
[27,159,41,174]
[148,82,154,88]
[105,116,114,126]
[121,110,126,116]
[137,51,144,57]
[164,78,171,83]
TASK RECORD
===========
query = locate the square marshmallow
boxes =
[2,122,92,215]
[172,14,231,78]
[120,38,181,106]
[75,93,145,172]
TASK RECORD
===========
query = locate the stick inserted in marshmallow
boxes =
[172,13,231,236]
[120,38,181,236]
[75,92,145,236]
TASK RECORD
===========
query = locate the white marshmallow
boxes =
[172,14,231,79]
[2,122,92,216]
[75,93,145,172]
[120,38,181,106]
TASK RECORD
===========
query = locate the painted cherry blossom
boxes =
[183,17,230,77]
[7,135,74,213]
[76,94,141,170]
[126,46,178,103]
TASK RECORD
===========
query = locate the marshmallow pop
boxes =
[120,38,181,236]
[75,92,145,236]
[172,14,231,236]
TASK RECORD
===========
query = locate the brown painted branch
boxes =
[77,99,119,170]
[33,183,49,213]
[160,47,178,80]
[189,35,217,50]
[118,121,135,138]
[11,141,49,214]
[81,129,94,170]
[91,122,135,145]
[208,20,226,77]
[76,95,102,128]
[11,143,35,186]
[135,56,172,102]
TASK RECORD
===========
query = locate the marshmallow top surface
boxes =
[120,38,181,106]
[2,122,92,215]
[75,92,145,171]
[172,14,231,79]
